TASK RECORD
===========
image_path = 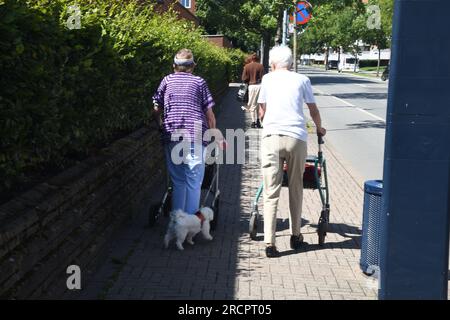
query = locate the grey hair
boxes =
[174,48,195,65]
[269,45,293,69]
[174,48,196,72]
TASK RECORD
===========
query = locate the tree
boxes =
[196,0,297,70]
[298,0,393,74]
[358,0,390,76]
[379,0,394,39]
[297,3,335,68]
[298,2,363,69]
[196,0,387,72]
[329,6,358,69]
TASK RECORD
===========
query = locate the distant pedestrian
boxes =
[152,48,217,215]
[244,55,253,66]
[241,53,265,128]
[258,46,327,257]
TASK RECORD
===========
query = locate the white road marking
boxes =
[314,87,386,122]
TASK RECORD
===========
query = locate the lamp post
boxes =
[380,0,450,299]
[282,9,288,46]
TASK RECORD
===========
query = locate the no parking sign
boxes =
[291,1,313,25]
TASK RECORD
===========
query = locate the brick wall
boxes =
[0,126,165,299]
[187,0,196,15]
[204,35,234,49]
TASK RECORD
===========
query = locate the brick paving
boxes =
[77,84,378,300]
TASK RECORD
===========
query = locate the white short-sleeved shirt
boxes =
[257,70,316,142]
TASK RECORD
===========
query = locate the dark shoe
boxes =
[265,245,279,258]
[256,120,262,128]
[251,122,256,128]
[290,234,304,250]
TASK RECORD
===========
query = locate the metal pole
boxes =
[379,0,450,299]
[293,7,297,72]
[282,10,287,46]
[260,38,264,66]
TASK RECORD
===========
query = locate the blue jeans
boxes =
[164,142,205,215]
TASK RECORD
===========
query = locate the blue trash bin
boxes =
[360,180,383,276]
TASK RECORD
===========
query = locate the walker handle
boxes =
[318,133,324,145]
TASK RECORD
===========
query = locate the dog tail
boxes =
[170,210,185,223]
[167,210,182,234]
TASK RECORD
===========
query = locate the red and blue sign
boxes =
[292,1,312,25]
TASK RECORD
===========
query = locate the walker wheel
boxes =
[163,192,172,217]
[318,224,326,246]
[148,204,160,227]
[210,196,220,231]
[249,211,258,240]
[317,209,329,246]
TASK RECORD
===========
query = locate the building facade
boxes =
[153,0,199,26]
[179,0,196,15]
[155,1,233,48]
[203,35,234,49]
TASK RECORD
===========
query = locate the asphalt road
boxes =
[300,66,389,183]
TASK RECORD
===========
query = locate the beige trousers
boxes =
[246,84,261,123]
[261,135,307,245]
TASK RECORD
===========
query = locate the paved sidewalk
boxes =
[77,84,377,300]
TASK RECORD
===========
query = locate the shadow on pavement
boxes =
[311,222,361,247]
[347,120,386,130]
[310,76,375,85]
[325,120,386,133]
[270,223,361,257]
[77,85,246,300]
[334,93,388,100]
[276,217,310,232]
[251,218,311,242]
[274,222,362,257]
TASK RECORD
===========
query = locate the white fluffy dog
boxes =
[164,207,214,250]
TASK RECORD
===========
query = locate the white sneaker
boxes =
[241,106,247,111]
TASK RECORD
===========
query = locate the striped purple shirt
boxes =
[152,72,215,145]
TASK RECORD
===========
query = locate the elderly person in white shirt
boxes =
[258,45,327,258]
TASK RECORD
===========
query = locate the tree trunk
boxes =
[337,47,341,72]
[282,10,287,45]
[293,26,297,72]
[324,47,329,70]
[262,33,271,73]
[260,38,264,67]
[275,8,284,45]
[376,48,381,77]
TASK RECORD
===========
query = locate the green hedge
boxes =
[359,59,389,68]
[226,48,247,83]
[0,0,244,198]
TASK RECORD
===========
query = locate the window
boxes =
[180,0,191,8]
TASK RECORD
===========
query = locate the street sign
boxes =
[294,1,312,25]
